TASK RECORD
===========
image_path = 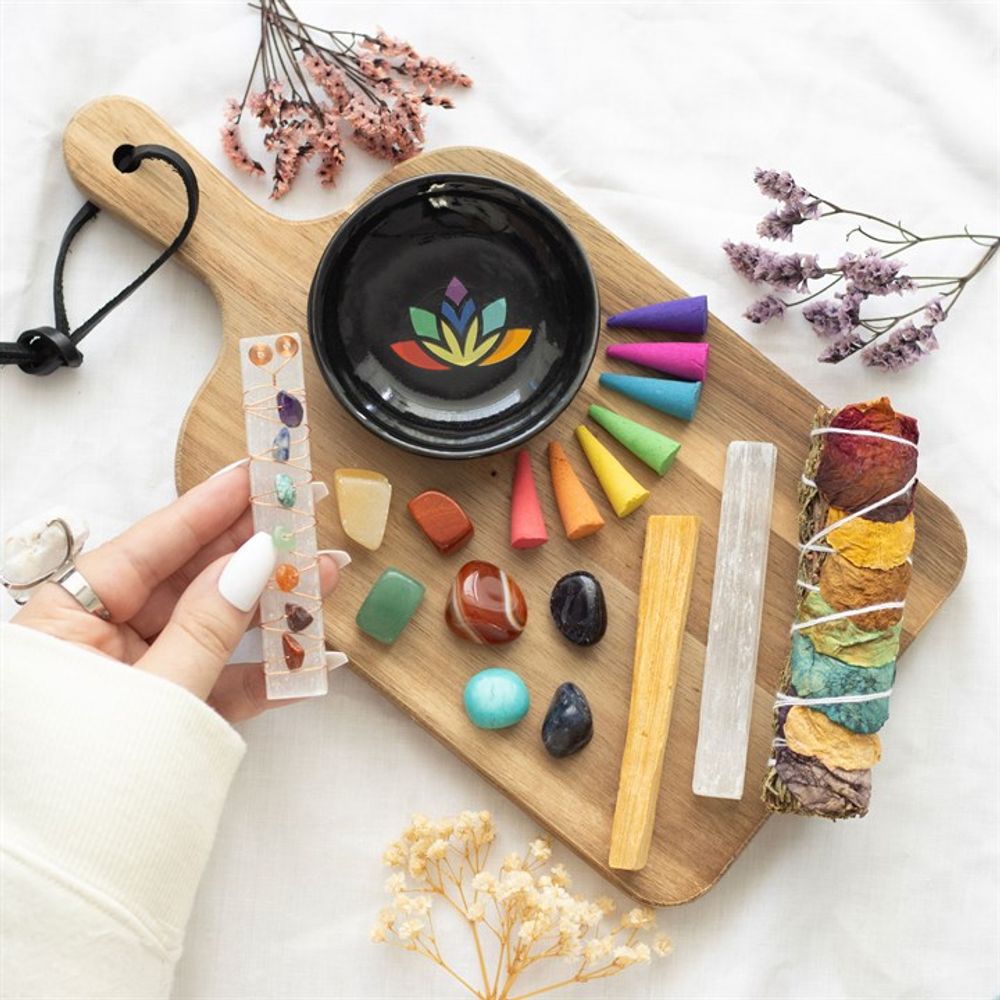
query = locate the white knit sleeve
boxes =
[0,622,246,999]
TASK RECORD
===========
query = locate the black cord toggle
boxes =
[0,143,200,376]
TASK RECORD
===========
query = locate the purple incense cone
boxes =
[606,341,709,382]
[606,295,708,336]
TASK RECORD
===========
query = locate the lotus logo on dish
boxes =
[390,277,533,370]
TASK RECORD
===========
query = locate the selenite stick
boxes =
[609,515,700,870]
[240,332,328,700]
[692,442,777,800]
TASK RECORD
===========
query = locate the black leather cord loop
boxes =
[1,143,200,375]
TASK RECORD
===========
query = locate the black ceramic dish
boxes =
[308,174,600,459]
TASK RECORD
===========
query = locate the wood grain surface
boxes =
[62,97,967,906]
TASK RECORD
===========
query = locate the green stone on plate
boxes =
[356,568,425,644]
[464,668,530,730]
[272,524,296,551]
[275,473,296,508]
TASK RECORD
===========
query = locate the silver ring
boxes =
[53,565,111,620]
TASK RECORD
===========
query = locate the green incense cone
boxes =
[588,404,681,476]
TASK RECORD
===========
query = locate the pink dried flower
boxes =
[744,295,786,324]
[838,249,915,296]
[220,99,264,177]
[862,322,939,371]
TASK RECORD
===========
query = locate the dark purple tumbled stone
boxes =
[541,682,593,758]
[276,390,303,428]
[284,602,313,633]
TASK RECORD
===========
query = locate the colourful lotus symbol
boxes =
[390,277,534,371]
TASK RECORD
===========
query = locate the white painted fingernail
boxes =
[218,532,276,612]
[209,457,250,479]
[318,549,351,569]
[326,651,349,672]
[312,481,330,503]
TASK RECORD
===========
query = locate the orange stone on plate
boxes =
[282,632,305,670]
[248,342,273,366]
[275,563,299,592]
[408,489,474,554]
[275,334,299,358]
[445,560,527,644]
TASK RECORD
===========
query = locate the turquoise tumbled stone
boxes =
[464,668,530,730]
[356,568,426,644]
[275,473,296,508]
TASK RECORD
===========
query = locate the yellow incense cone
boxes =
[575,425,650,518]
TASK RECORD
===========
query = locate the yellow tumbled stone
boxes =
[784,706,882,771]
[334,468,392,551]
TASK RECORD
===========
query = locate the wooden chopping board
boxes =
[63,97,967,906]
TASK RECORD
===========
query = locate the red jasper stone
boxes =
[282,632,305,670]
[445,560,527,644]
[408,490,474,554]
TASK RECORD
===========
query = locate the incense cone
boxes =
[548,441,605,540]
[510,449,548,549]
[599,372,702,422]
[607,295,708,336]
[606,341,709,382]
[588,405,681,476]
[575,426,650,519]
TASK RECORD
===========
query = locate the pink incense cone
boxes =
[510,449,548,549]
[606,341,709,382]
[607,295,708,336]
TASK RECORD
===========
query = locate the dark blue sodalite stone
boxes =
[272,426,291,461]
[276,390,303,428]
[549,571,607,646]
[541,682,593,758]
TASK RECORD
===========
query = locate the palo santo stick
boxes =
[609,515,700,870]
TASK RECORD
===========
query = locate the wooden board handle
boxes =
[609,515,700,871]
[61,96,324,297]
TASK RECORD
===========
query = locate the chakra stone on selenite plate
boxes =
[464,668,530,730]
[282,632,305,670]
[284,602,313,633]
[276,390,304,428]
[275,473,297,508]
[272,426,291,462]
[272,524,295,551]
[275,563,299,592]
[335,469,392,551]
[356,568,426,644]
[445,560,527,644]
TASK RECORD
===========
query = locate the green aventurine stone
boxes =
[789,632,895,734]
[275,473,297,509]
[356,568,426,644]
[272,524,296,551]
[464,668,530,730]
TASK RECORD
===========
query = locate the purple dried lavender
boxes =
[744,295,787,324]
[802,284,867,338]
[818,330,868,364]
[837,249,915,296]
[862,320,940,371]
[753,168,808,204]
[722,241,823,291]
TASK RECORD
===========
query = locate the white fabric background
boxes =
[2,2,998,997]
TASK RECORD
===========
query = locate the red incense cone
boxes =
[510,449,548,549]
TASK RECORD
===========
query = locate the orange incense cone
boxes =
[547,441,606,540]
[510,449,548,549]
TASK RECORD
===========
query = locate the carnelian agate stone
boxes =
[407,490,474,554]
[814,397,919,521]
[446,560,528,644]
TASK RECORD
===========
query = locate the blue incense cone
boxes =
[607,295,708,336]
[599,372,702,422]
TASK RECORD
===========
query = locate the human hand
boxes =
[11,464,344,723]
